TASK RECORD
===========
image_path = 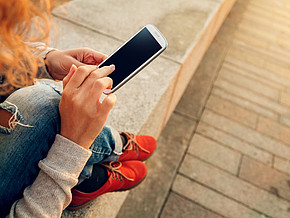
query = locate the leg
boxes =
[0,82,120,215]
[0,83,61,215]
[79,126,123,183]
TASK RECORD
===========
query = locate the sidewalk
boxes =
[118,0,290,217]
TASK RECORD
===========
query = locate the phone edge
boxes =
[103,24,168,94]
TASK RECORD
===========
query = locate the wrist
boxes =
[44,49,58,76]
[60,130,92,150]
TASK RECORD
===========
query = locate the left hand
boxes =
[44,48,107,80]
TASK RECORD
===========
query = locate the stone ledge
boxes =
[50,0,237,217]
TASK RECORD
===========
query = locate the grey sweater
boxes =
[8,134,92,218]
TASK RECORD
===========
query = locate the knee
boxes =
[4,83,61,132]
[8,83,60,111]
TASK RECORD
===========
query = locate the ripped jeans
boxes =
[0,80,122,215]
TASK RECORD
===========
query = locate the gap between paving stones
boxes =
[184,152,290,203]
[160,191,225,218]
[174,174,268,217]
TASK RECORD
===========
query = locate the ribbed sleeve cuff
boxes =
[39,134,92,178]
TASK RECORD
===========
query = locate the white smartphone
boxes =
[98,24,168,94]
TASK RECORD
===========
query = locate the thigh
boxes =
[0,83,61,214]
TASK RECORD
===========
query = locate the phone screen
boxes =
[98,27,162,89]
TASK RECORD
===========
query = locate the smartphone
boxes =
[98,24,168,94]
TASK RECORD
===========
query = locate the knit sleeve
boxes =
[8,134,91,218]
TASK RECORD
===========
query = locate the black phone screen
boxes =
[98,27,162,89]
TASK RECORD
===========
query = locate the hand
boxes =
[44,48,107,80]
[59,64,117,150]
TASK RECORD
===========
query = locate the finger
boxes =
[80,65,115,91]
[91,77,114,101]
[95,65,115,78]
[67,56,86,68]
[63,64,77,89]
[66,48,108,65]
[91,51,108,64]
[66,65,97,89]
[82,48,108,64]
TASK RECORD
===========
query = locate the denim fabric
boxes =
[0,82,120,215]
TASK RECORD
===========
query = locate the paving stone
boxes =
[224,56,290,88]
[257,116,290,147]
[117,113,196,218]
[160,192,223,218]
[237,20,290,48]
[196,122,273,165]
[232,39,290,65]
[211,87,279,120]
[241,1,289,26]
[248,0,290,21]
[280,92,290,107]
[201,110,290,160]
[172,174,263,218]
[206,95,258,128]
[221,62,285,91]
[239,11,290,38]
[231,31,289,63]
[237,21,290,49]
[179,156,290,218]
[188,134,241,174]
[280,116,290,128]
[239,156,290,201]
[214,79,288,115]
[232,27,270,50]
[228,32,290,70]
[218,65,280,100]
[274,156,290,175]
[229,42,290,74]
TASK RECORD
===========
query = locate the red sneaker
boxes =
[119,132,157,162]
[68,161,147,211]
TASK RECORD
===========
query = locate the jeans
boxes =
[0,80,122,215]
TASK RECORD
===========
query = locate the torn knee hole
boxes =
[0,101,33,131]
[0,109,14,128]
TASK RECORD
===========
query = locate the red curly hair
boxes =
[0,0,52,96]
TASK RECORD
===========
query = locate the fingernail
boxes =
[71,64,77,69]
[110,64,115,70]
[68,64,77,75]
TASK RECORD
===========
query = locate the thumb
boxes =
[68,56,86,67]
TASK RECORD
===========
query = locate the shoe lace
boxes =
[122,132,150,154]
[102,161,134,182]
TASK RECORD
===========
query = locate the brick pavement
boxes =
[160,0,290,217]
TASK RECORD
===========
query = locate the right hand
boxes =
[59,64,117,150]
